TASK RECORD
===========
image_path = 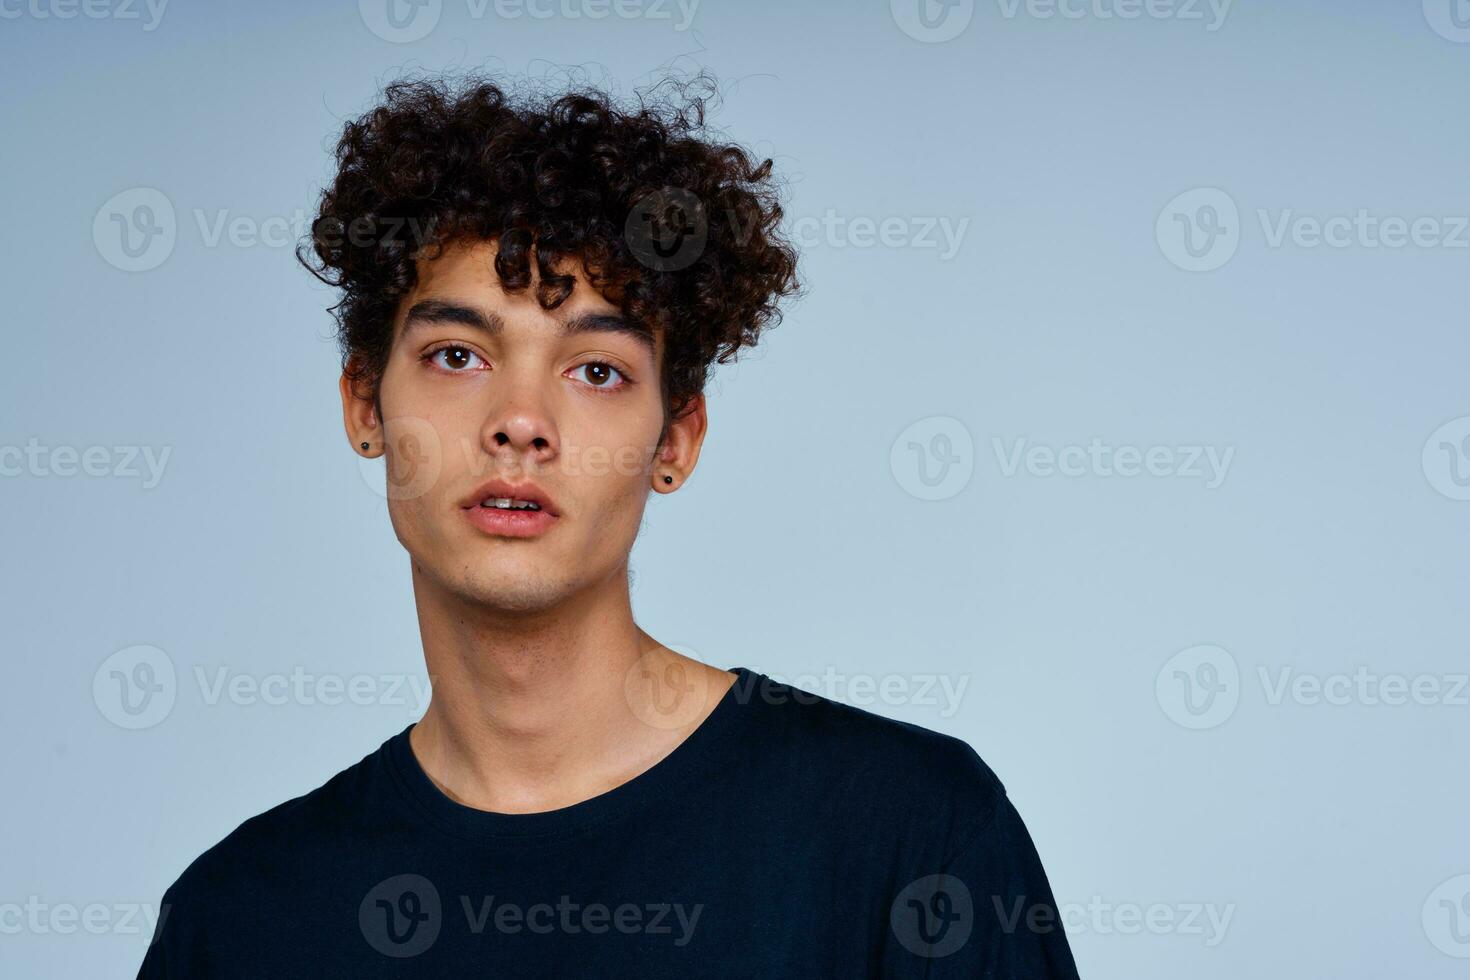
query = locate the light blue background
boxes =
[3,1,1468,977]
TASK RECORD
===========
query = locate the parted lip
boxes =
[460,478,559,516]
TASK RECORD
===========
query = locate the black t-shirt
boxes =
[137,667,1080,977]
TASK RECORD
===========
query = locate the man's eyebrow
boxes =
[560,311,656,357]
[400,300,655,357]
[400,299,504,337]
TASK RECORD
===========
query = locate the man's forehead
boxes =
[399,238,659,357]
[415,238,581,289]
[412,238,615,310]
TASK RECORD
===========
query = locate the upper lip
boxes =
[461,478,559,516]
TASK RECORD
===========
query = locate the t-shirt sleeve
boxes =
[885,792,1082,978]
[134,883,206,979]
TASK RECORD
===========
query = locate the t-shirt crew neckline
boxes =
[384,665,760,844]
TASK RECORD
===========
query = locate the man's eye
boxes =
[569,362,627,389]
[426,346,484,371]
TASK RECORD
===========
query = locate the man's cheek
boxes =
[374,410,449,501]
[385,495,440,552]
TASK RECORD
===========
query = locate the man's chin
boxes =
[407,549,564,612]
[445,565,575,614]
[460,580,564,614]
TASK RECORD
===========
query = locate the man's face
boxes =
[347,237,694,612]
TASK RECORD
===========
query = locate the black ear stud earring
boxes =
[663,475,673,484]
[361,442,370,451]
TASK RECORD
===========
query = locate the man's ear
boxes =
[653,393,707,493]
[339,365,380,456]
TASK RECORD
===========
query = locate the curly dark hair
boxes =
[297,71,800,431]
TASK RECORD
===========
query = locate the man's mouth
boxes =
[460,478,558,516]
[461,479,559,538]
[479,497,543,512]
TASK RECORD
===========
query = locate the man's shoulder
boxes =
[159,732,393,906]
[732,670,1007,843]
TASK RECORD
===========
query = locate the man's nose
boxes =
[479,380,558,466]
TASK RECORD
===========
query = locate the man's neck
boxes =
[405,561,736,815]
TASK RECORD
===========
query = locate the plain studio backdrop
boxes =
[3,1,1468,977]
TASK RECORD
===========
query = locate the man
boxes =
[137,73,1081,977]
